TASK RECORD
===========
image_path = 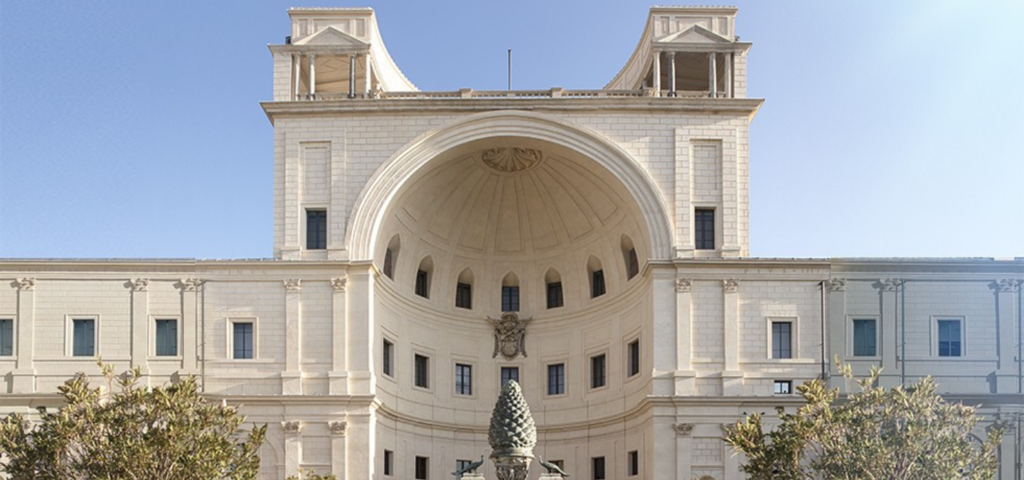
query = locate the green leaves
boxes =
[0,362,266,480]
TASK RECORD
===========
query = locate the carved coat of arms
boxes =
[487,312,532,360]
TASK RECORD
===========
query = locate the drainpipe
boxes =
[820,281,827,382]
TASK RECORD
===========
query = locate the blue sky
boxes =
[1,1,1021,259]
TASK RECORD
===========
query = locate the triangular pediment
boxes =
[295,26,369,47]
[657,25,731,45]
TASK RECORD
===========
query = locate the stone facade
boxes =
[1,6,1022,480]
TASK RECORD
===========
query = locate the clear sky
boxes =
[1,1,1021,259]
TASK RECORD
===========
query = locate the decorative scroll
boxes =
[331,277,347,292]
[676,278,693,292]
[673,423,694,436]
[481,148,542,173]
[881,278,903,292]
[722,278,739,293]
[15,278,35,291]
[177,278,204,292]
[329,421,347,436]
[488,312,532,360]
[827,278,846,292]
[284,279,302,292]
[131,278,150,292]
[281,421,302,435]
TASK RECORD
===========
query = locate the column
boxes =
[723,52,733,98]
[652,50,661,96]
[674,278,696,395]
[994,280,1020,393]
[12,278,36,393]
[282,421,302,479]
[348,54,357,99]
[308,52,316,98]
[329,277,348,394]
[179,278,201,374]
[708,53,717,98]
[283,279,302,395]
[722,279,742,395]
[673,423,694,480]
[330,421,348,478]
[292,54,301,101]
[826,279,847,391]
[130,279,150,381]
[363,53,372,96]
[879,279,901,388]
[346,265,376,395]
[667,51,677,97]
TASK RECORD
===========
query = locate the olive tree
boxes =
[725,363,1002,480]
[0,363,266,480]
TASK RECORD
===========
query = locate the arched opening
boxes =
[415,256,433,298]
[455,268,474,309]
[501,272,520,312]
[587,256,606,298]
[621,234,640,280]
[545,268,564,309]
[382,234,400,279]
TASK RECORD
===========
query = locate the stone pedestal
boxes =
[539,474,565,480]
[460,473,485,480]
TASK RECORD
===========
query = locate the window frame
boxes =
[500,365,520,387]
[227,318,258,360]
[694,207,716,250]
[847,316,880,359]
[590,269,606,298]
[0,317,15,357]
[590,353,607,390]
[932,316,966,358]
[628,450,639,476]
[547,362,566,396]
[626,247,640,280]
[501,285,520,312]
[382,337,395,378]
[626,338,641,378]
[546,281,564,309]
[304,208,328,250]
[415,456,429,480]
[455,282,472,309]
[774,380,793,395]
[65,315,99,358]
[592,456,606,480]
[383,449,394,477]
[415,269,430,298]
[767,317,798,360]
[414,352,431,390]
[151,316,181,358]
[454,362,473,396]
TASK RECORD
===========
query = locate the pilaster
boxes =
[674,278,696,395]
[330,421,348,478]
[346,407,377,480]
[346,265,376,395]
[652,269,677,396]
[129,278,150,382]
[672,423,694,480]
[282,421,303,479]
[673,128,692,255]
[827,278,846,389]
[879,278,902,387]
[178,278,202,374]
[994,279,1020,393]
[329,276,349,394]
[722,279,742,395]
[12,278,36,393]
[283,279,302,395]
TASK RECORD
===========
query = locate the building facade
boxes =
[1,7,1021,480]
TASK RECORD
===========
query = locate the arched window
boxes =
[455,268,474,309]
[587,256,606,298]
[545,268,563,309]
[501,272,520,312]
[382,235,400,279]
[415,256,433,298]
[621,235,640,280]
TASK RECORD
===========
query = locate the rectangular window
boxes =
[628,450,639,476]
[455,363,472,395]
[233,322,254,359]
[626,248,640,279]
[627,339,640,377]
[501,366,520,387]
[772,321,792,359]
[695,208,715,250]
[548,363,565,395]
[155,319,178,356]
[415,354,430,388]
[415,456,429,480]
[591,270,606,298]
[852,318,877,357]
[938,319,962,357]
[591,354,606,389]
[415,270,429,298]
[774,380,792,394]
[547,282,564,309]
[455,283,472,309]
[383,450,394,476]
[0,319,13,356]
[456,460,472,474]
[383,248,395,279]
[383,339,394,377]
[72,318,96,357]
[306,209,327,250]
[501,286,519,312]
[592,456,606,480]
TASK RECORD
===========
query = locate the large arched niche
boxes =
[346,110,673,262]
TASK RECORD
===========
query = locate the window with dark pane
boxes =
[694,208,715,250]
[591,354,606,389]
[233,322,253,359]
[547,281,564,309]
[938,319,962,357]
[852,318,877,357]
[415,456,429,480]
[383,339,394,376]
[305,209,327,250]
[771,321,792,359]
[774,380,792,394]
[627,339,640,377]
[455,282,472,309]
[456,460,472,474]
[414,354,429,388]
[155,319,178,356]
[592,457,606,480]
[501,286,519,312]
[626,247,640,279]
[73,318,95,357]
[415,269,429,298]
[590,270,606,298]
[0,319,13,356]
[548,363,565,395]
[628,450,639,476]
[501,366,519,387]
[383,450,393,476]
[383,248,395,279]
[455,363,472,395]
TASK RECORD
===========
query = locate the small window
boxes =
[0,319,13,356]
[592,456,606,480]
[455,363,472,395]
[771,321,792,359]
[549,460,565,471]
[383,339,394,377]
[628,450,639,476]
[937,319,962,357]
[415,270,430,298]
[501,366,520,387]
[548,363,565,395]
[306,209,327,250]
[626,248,639,279]
[774,380,792,394]
[383,248,395,278]
[232,321,254,359]
[852,318,877,357]
[695,208,715,250]
[72,318,96,357]
[627,339,640,377]
[455,282,472,309]
[591,354,606,389]
[383,450,394,476]
[456,460,472,474]
[547,282,564,309]
[155,319,178,357]
[415,354,430,388]
[591,270,606,298]
[415,456,429,480]
[501,286,520,312]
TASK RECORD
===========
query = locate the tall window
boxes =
[547,282,564,309]
[72,318,95,357]
[501,366,519,387]
[771,321,792,359]
[591,354,606,389]
[628,450,639,476]
[414,354,430,388]
[415,270,430,298]
[626,248,640,279]
[502,286,520,312]
[155,319,178,356]
[305,209,327,250]
[591,270,606,298]
[937,319,962,357]
[0,319,13,356]
[695,208,715,250]
[455,363,472,395]
[383,339,394,376]
[627,339,640,377]
[383,450,394,476]
[233,321,254,359]
[548,363,565,395]
[852,318,877,357]
[383,248,395,278]
[415,456,429,480]
[455,283,472,309]
[592,457,606,480]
